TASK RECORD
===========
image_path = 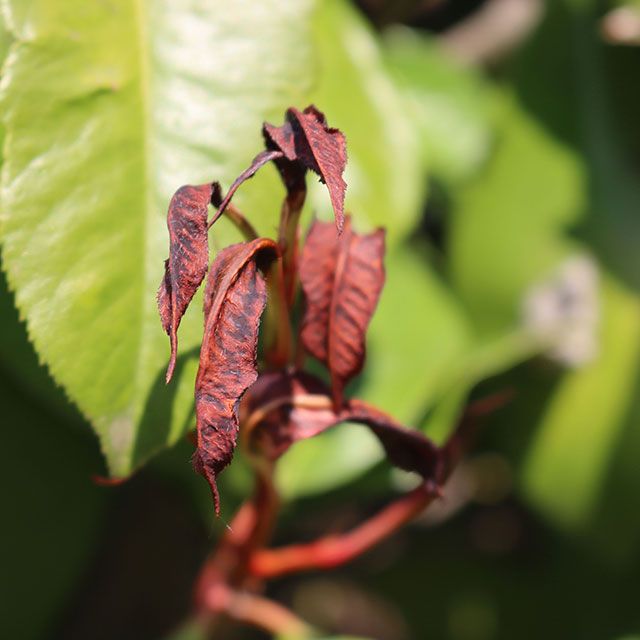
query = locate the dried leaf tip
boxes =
[157,183,213,384]
[263,105,347,233]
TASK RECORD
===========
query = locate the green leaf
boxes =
[308,0,424,242]
[512,0,640,290]
[0,265,86,427]
[522,275,640,530]
[383,27,493,185]
[511,0,640,546]
[0,0,316,477]
[449,90,586,335]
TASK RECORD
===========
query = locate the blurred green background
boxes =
[2,0,640,638]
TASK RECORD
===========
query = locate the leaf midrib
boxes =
[127,0,154,473]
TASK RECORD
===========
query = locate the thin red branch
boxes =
[208,149,283,230]
[264,260,293,368]
[193,501,257,612]
[249,482,436,578]
[211,182,259,241]
[247,390,511,579]
[194,465,280,610]
[223,204,260,241]
[277,188,306,308]
[201,583,313,638]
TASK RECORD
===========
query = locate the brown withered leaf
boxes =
[263,105,347,232]
[244,371,441,484]
[193,239,278,514]
[299,217,385,407]
[158,183,213,384]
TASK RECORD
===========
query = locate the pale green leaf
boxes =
[449,90,587,335]
[522,275,640,530]
[308,0,424,242]
[0,0,316,476]
[383,27,493,184]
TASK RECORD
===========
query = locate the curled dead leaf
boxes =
[243,371,441,484]
[264,105,347,232]
[158,183,213,383]
[194,239,279,513]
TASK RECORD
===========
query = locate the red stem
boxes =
[210,182,259,241]
[201,583,313,637]
[222,202,259,241]
[208,150,283,230]
[247,390,511,579]
[264,260,293,368]
[277,187,306,308]
[194,465,280,609]
[249,482,436,578]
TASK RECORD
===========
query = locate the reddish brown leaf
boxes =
[194,238,278,514]
[299,217,385,407]
[244,371,441,484]
[158,183,213,384]
[263,105,347,232]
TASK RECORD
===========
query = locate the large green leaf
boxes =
[382,27,493,185]
[449,90,586,336]
[0,266,86,428]
[511,0,640,548]
[522,275,640,531]
[0,0,316,477]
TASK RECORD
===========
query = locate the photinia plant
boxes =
[158,106,500,637]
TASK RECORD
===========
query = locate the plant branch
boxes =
[211,183,259,241]
[208,150,283,230]
[224,204,259,241]
[278,187,306,307]
[249,481,437,578]
[194,464,280,608]
[263,260,293,367]
[247,391,510,579]
[201,583,314,638]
